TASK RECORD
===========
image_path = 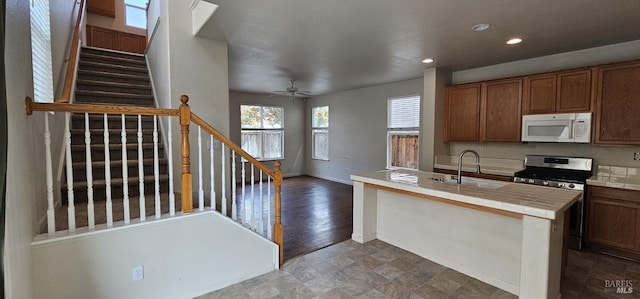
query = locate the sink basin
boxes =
[434,175,507,190]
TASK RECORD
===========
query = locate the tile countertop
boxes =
[434,155,524,177]
[587,165,640,191]
[351,169,580,220]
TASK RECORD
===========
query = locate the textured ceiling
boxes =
[200,0,640,96]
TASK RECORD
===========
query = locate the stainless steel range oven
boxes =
[513,155,593,250]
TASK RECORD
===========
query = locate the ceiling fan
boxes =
[271,79,312,98]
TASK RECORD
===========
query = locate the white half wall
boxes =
[32,212,279,299]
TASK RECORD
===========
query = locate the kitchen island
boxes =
[351,169,581,299]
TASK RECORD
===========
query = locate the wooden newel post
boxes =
[273,161,284,266]
[180,95,193,213]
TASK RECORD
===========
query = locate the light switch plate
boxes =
[634,152,640,161]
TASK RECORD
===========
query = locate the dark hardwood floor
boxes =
[235,175,353,261]
[279,176,354,260]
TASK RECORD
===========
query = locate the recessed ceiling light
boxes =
[471,24,490,31]
[506,38,523,45]
[422,58,434,64]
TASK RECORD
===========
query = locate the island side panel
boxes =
[352,181,378,243]
[519,214,564,299]
[375,189,522,295]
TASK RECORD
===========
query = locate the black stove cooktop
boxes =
[514,167,592,183]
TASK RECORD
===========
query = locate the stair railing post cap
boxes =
[180,95,189,105]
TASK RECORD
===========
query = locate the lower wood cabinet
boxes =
[585,186,640,261]
[433,168,512,182]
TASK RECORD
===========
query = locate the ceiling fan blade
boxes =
[297,91,312,95]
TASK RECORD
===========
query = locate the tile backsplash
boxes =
[449,142,640,169]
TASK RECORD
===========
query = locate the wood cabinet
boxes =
[480,78,522,142]
[594,61,640,145]
[87,0,115,18]
[523,69,592,114]
[586,186,640,261]
[434,168,512,182]
[445,83,481,141]
[444,79,522,143]
[87,25,147,54]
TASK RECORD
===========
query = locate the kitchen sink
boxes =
[433,175,507,190]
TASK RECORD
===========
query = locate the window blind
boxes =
[388,95,420,128]
[30,0,54,103]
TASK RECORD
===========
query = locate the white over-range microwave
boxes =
[521,112,592,143]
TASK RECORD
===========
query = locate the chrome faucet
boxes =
[457,149,481,184]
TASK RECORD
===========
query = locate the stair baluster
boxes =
[168,118,175,216]
[45,113,56,235]
[85,113,95,229]
[121,115,130,224]
[221,146,226,216]
[137,115,145,221]
[198,126,204,211]
[153,115,161,219]
[104,114,113,227]
[65,112,76,232]
[210,135,216,212]
[250,164,255,231]
[259,170,264,234]
[267,176,272,240]
[241,159,246,224]
[231,150,237,221]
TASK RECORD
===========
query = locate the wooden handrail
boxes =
[190,113,276,178]
[273,161,283,266]
[26,97,179,116]
[56,0,86,103]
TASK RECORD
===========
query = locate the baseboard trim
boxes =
[305,174,353,185]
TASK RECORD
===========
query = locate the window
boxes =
[125,0,148,29]
[312,106,329,160]
[241,105,284,160]
[30,0,54,103]
[387,95,420,169]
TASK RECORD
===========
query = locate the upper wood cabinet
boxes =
[87,26,147,54]
[444,83,481,141]
[594,61,640,145]
[480,78,523,142]
[445,79,522,143]
[87,0,115,18]
[523,69,592,114]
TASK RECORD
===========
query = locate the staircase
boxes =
[60,47,169,219]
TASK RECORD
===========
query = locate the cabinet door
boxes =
[480,79,522,142]
[118,32,147,54]
[445,84,480,141]
[87,0,115,18]
[86,25,117,51]
[587,189,640,251]
[556,69,592,112]
[523,74,556,114]
[594,61,640,144]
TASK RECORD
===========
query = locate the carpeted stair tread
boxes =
[63,174,169,189]
[79,60,148,73]
[80,52,147,66]
[75,90,154,99]
[72,158,168,169]
[77,69,150,81]
[70,143,163,151]
[76,79,151,90]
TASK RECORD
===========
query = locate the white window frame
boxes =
[124,0,148,29]
[240,104,284,161]
[387,95,421,170]
[311,106,329,161]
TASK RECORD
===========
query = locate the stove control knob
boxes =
[568,183,575,189]
[557,183,565,188]
[543,181,549,186]
[528,179,535,184]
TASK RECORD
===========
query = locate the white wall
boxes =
[32,213,278,299]
[421,68,450,171]
[4,0,77,297]
[50,0,79,98]
[305,78,424,184]
[86,0,147,36]
[229,91,305,177]
[448,40,640,168]
[146,0,230,205]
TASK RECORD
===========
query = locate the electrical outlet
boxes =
[132,266,144,281]
[634,152,640,161]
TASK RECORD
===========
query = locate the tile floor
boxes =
[197,239,640,299]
